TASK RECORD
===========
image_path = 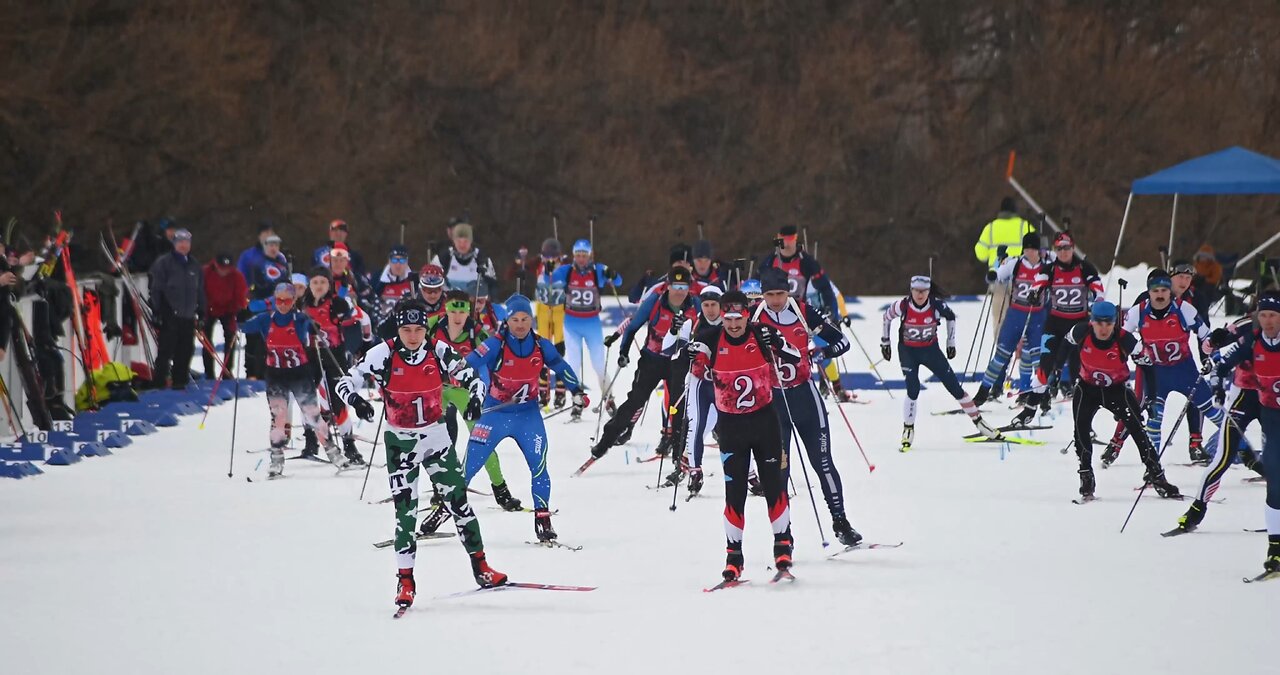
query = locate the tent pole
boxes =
[1167,194,1179,260]
[1105,192,1135,291]
[1233,229,1280,272]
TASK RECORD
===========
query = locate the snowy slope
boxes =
[1,291,1272,675]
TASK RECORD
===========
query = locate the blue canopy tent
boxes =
[1108,146,1280,287]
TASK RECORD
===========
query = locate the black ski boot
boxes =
[342,436,365,466]
[553,387,567,409]
[492,482,523,512]
[1265,539,1280,574]
[1011,405,1037,429]
[1100,438,1122,468]
[1241,448,1266,476]
[1145,469,1181,499]
[613,423,634,447]
[1175,500,1206,533]
[723,547,744,581]
[972,384,991,408]
[687,468,704,496]
[534,509,557,542]
[301,428,319,459]
[1188,433,1208,464]
[417,494,449,535]
[1078,468,1096,500]
[831,513,863,547]
[590,439,610,460]
[773,533,794,572]
[653,433,675,458]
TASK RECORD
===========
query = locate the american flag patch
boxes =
[393,368,404,375]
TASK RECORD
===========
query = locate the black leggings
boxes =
[718,408,790,552]
[1072,381,1159,473]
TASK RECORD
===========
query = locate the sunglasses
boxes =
[669,283,690,291]
[445,301,472,313]
[389,256,408,264]
[1054,245,1073,251]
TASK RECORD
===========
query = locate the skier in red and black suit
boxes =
[688,289,802,582]
[1021,231,1103,412]
[753,225,841,323]
[593,265,698,458]
[300,266,364,466]
[1189,292,1280,579]
[753,267,860,547]
[1049,301,1179,501]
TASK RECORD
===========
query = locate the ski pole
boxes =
[960,289,992,376]
[1120,394,1190,533]
[842,324,895,399]
[667,369,694,511]
[769,356,829,548]
[0,370,27,440]
[831,399,875,473]
[198,332,235,429]
[654,385,689,492]
[593,347,623,443]
[358,406,386,502]
[227,374,240,478]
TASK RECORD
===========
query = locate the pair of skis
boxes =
[394,582,598,619]
[703,541,905,591]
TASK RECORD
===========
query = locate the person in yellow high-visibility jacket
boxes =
[974,197,1035,339]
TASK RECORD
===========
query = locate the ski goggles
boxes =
[273,282,296,298]
[668,282,690,292]
[909,275,931,291]
[722,302,748,319]
[1171,263,1194,276]
[445,299,472,313]
[389,255,408,264]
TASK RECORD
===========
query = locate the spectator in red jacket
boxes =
[202,252,248,378]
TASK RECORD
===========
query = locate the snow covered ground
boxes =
[2,287,1272,675]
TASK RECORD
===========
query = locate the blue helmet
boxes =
[572,239,592,254]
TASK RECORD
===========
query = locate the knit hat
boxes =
[419,264,445,289]
[504,293,533,317]
[1053,232,1074,248]
[291,273,308,287]
[541,238,562,258]
[669,243,692,266]
[720,290,750,318]
[453,223,474,240]
[1090,301,1118,322]
[395,301,429,328]
[692,240,713,259]
[308,266,332,281]
[389,244,409,260]
[699,284,724,301]
[668,266,692,288]
[572,239,592,254]
[329,242,350,259]
[1022,232,1040,250]
[759,267,789,293]
[1000,196,1017,213]
[173,228,192,242]
[1146,269,1172,290]
[1258,292,1280,314]
[329,219,348,232]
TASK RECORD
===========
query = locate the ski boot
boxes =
[613,423,634,447]
[1144,469,1181,499]
[1014,391,1034,407]
[687,467,704,496]
[653,432,675,458]
[1241,448,1266,476]
[1038,389,1055,414]
[469,551,509,588]
[1011,405,1037,429]
[773,533,794,572]
[972,416,1001,440]
[723,548,744,582]
[831,513,863,548]
[553,386,567,409]
[833,381,856,403]
[492,482,523,512]
[323,437,351,469]
[569,405,583,422]
[534,509,557,542]
[1188,433,1208,464]
[539,384,551,408]
[972,384,991,408]
[268,446,286,479]
[899,424,915,452]
[604,396,617,417]
[300,428,319,459]
[1174,500,1206,534]
[417,495,449,535]
[1264,540,1280,575]
[395,569,416,608]
[1078,468,1096,500]
[342,436,365,466]
[1100,438,1122,468]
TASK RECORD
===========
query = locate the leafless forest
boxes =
[3,1,1278,290]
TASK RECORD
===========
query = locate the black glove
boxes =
[668,312,687,335]
[1026,289,1042,306]
[618,353,630,368]
[463,395,483,422]
[841,316,852,328]
[758,327,781,351]
[1208,327,1233,349]
[986,270,998,283]
[348,394,375,422]
[946,345,956,359]
[880,342,891,361]
[603,333,620,348]
[996,244,1008,262]
[1133,349,1154,367]
[602,266,616,281]
[103,322,123,340]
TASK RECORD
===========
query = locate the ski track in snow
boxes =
[0,285,1272,675]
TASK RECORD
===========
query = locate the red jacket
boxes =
[203,261,248,317]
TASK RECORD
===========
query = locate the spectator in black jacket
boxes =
[149,229,206,389]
